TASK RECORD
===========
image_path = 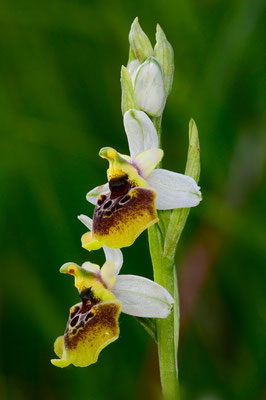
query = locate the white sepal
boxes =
[134,57,166,117]
[78,214,93,231]
[112,275,174,318]
[103,246,123,276]
[134,148,163,178]
[123,109,158,158]
[146,169,202,210]
[86,183,109,205]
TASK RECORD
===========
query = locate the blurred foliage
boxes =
[0,0,265,399]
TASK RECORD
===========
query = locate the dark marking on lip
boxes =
[97,194,107,206]
[64,301,121,350]
[120,195,131,204]
[70,305,80,319]
[70,316,79,327]
[103,200,112,209]
[93,187,157,237]
[109,175,131,199]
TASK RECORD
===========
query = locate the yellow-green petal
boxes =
[101,260,116,289]
[134,148,163,178]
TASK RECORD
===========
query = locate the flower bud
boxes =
[154,24,174,96]
[121,65,137,115]
[129,17,153,63]
[134,57,166,117]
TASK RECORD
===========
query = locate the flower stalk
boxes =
[149,224,180,400]
[149,118,200,400]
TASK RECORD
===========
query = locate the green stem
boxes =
[149,115,180,400]
[148,118,200,399]
[148,223,180,400]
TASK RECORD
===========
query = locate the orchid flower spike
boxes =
[51,245,174,368]
[81,110,201,250]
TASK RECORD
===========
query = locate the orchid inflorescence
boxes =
[52,18,201,397]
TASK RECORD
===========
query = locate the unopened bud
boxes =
[134,57,166,117]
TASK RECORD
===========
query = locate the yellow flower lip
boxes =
[83,187,158,250]
[51,299,121,368]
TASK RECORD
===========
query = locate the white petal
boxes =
[78,214,92,231]
[146,169,202,210]
[112,275,174,318]
[86,183,109,205]
[134,148,163,178]
[103,246,123,276]
[123,109,158,158]
[134,57,166,117]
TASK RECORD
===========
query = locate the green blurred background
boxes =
[0,0,265,399]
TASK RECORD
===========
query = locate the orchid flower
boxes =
[51,245,174,368]
[80,109,201,251]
